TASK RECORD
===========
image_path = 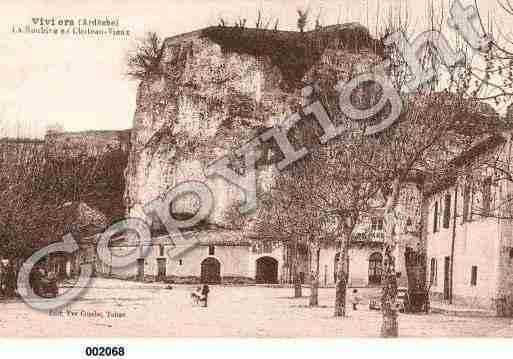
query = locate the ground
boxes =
[1,277,513,337]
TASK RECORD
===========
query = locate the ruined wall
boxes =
[124,24,383,229]
[45,130,131,158]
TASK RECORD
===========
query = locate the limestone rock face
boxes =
[124,25,383,229]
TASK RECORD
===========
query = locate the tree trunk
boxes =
[309,245,320,306]
[381,246,398,337]
[294,271,302,297]
[334,273,347,316]
[334,237,349,316]
[309,277,319,306]
[381,179,401,337]
[293,243,302,298]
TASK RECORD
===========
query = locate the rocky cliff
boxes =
[124,24,384,229]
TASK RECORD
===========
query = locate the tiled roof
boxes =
[167,230,250,259]
[175,230,251,246]
[102,229,251,249]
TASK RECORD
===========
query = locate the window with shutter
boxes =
[433,201,439,233]
[443,194,451,229]
[470,266,478,286]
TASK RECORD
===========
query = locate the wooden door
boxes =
[137,258,144,281]
[157,258,166,281]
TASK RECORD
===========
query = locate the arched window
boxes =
[368,252,383,285]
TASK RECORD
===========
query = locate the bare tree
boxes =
[256,9,262,29]
[352,91,501,336]
[448,0,513,107]
[0,127,125,297]
[366,0,513,336]
[297,9,309,33]
[252,125,384,314]
[273,18,279,31]
[315,9,323,30]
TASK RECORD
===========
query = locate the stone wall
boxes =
[45,130,130,158]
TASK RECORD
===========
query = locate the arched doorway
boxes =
[200,257,221,284]
[368,252,383,285]
[255,256,278,284]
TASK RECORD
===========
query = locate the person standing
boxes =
[201,284,210,307]
[351,289,362,311]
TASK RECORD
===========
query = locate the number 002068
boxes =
[85,346,125,357]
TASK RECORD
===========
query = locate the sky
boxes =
[0,0,509,138]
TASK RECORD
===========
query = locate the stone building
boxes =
[93,229,286,284]
[35,201,108,279]
[315,220,386,287]
[89,205,421,287]
[424,132,513,311]
[313,186,423,289]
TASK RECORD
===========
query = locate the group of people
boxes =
[27,264,58,298]
[0,262,58,298]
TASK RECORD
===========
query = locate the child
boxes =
[190,286,202,304]
[351,289,362,310]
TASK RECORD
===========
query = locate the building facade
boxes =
[425,133,513,311]
[93,230,288,285]
[88,214,414,288]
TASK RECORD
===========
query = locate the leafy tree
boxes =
[126,32,164,81]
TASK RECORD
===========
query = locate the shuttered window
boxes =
[433,201,439,233]
[470,266,478,286]
[443,194,451,228]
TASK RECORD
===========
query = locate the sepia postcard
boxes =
[2,0,513,346]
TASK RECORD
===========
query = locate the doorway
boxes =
[368,252,383,285]
[137,258,144,281]
[200,257,221,284]
[444,256,450,300]
[157,258,166,281]
[255,256,278,283]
